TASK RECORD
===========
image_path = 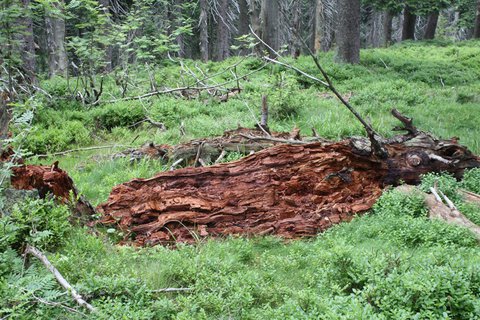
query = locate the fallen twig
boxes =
[23,245,96,313]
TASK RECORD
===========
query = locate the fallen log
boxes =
[396,185,480,239]
[98,114,480,246]
[114,127,327,165]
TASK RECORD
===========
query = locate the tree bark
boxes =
[382,11,393,47]
[423,11,439,40]
[199,0,209,62]
[45,0,68,77]
[336,0,360,64]
[401,6,416,40]
[19,0,36,83]
[216,0,230,61]
[474,0,480,38]
[260,0,280,57]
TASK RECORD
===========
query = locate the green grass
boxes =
[3,41,480,319]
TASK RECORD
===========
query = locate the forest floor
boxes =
[2,40,480,319]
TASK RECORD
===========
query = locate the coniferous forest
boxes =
[1,0,480,319]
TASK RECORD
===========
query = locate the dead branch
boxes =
[105,62,267,103]
[29,145,130,159]
[24,245,96,313]
[392,108,418,135]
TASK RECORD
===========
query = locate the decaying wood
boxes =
[98,114,480,246]
[114,127,319,166]
[396,185,480,239]
[24,245,96,313]
[10,162,96,219]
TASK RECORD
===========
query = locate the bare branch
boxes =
[24,245,96,313]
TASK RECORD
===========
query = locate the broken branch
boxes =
[24,245,96,313]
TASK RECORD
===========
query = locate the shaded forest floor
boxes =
[2,41,480,319]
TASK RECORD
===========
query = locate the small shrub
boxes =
[420,172,460,202]
[24,120,91,154]
[461,168,480,194]
[373,189,428,218]
[0,197,72,250]
[93,102,146,130]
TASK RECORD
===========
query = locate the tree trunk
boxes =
[98,116,480,246]
[367,10,384,48]
[401,6,416,40]
[382,11,393,47]
[290,0,301,58]
[423,11,439,40]
[19,0,36,83]
[199,0,209,62]
[249,0,263,56]
[216,0,230,61]
[238,0,249,55]
[0,93,11,154]
[336,0,361,64]
[45,0,68,77]
[260,0,280,57]
[238,0,249,37]
[474,0,480,38]
[99,0,113,71]
[314,0,324,53]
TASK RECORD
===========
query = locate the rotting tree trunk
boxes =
[474,0,480,39]
[98,111,480,246]
[45,0,68,77]
[423,11,439,40]
[336,0,360,63]
[9,162,95,220]
[199,0,209,62]
[401,6,416,41]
